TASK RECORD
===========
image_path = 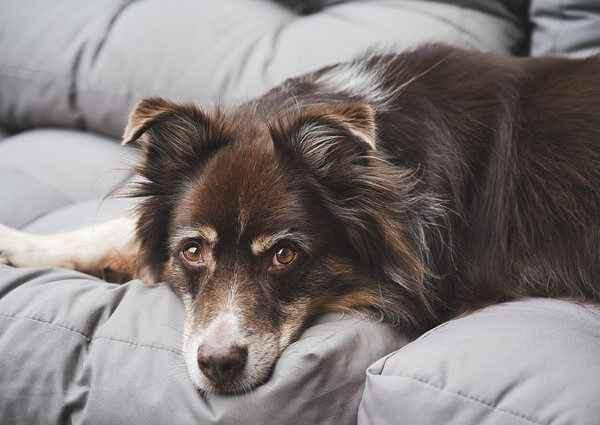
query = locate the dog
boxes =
[1,44,600,393]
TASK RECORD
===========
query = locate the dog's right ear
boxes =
[122,97,227,181]
[123,98,228,280]
[123,97,209,145]
[122,97,170,145]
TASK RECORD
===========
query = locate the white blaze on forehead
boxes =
[189,282,244,348]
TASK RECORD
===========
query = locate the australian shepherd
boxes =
[1,44,600,393]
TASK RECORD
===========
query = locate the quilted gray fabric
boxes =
[358,298,600,425]
[0,265,407,425]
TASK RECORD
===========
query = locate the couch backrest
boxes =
[529,0,600,57]
[0,0,527,140]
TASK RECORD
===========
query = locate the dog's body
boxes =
[2,44,600,393]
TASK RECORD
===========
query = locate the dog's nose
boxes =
[197,344,248,382]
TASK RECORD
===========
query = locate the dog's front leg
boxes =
[0,217,154,282]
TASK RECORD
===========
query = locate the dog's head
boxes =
[124,96,436,393]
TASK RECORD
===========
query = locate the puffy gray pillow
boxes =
[0,0,526,139]
[530,0,600,56]
[0,265,407,424]
[358,298,600,425]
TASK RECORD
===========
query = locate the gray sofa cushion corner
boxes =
[357,298,600,425]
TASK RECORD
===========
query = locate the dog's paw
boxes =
[0,228,13,265]
[0,223,39,268]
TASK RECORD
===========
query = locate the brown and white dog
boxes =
[1,44,600,393]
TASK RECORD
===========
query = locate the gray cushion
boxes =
[0,0,526,139]
[0,129,133,229]
[358,298,600,425]
[530,0,600,56]
[0,265,407,424]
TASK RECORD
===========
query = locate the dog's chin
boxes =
[185,356,276,394]
[188,368,265,394]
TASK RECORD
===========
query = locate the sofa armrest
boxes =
[358,298,600,425]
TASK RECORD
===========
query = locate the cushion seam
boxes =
[0,313,183,356]
[0,66,212,100]
[90,336,182,356]
[0,313,91,341]
[393,374,547,425]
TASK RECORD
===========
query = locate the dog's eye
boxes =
[182,242,204,264]
[272,246,296,267]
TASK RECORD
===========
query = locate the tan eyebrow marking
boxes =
[251,234,278,256]
[251,230,310,256]
[197,225,218,244]
[170,225,218,250]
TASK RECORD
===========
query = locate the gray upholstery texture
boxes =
[2,1,600,424]
[0,0,527,139]
[358,298,600,425]
[0,265,407,425]
[0,129,135,230]
[530,0,600,56]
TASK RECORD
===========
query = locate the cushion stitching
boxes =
[0,313,183,356]
[393,374,547,425]
[0,66,212,100]
[90,336,183,356]
[0,313,91,341]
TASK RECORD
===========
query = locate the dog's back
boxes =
[263,44,600,318]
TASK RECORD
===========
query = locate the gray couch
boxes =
[1,1,599,424]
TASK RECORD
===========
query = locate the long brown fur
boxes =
[125,44,600,347]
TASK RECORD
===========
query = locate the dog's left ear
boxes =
[272,101,377,181]
[301,101,376,150]
[272,100,378,189]
[310,101,377,150]
[274,101,431,315]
